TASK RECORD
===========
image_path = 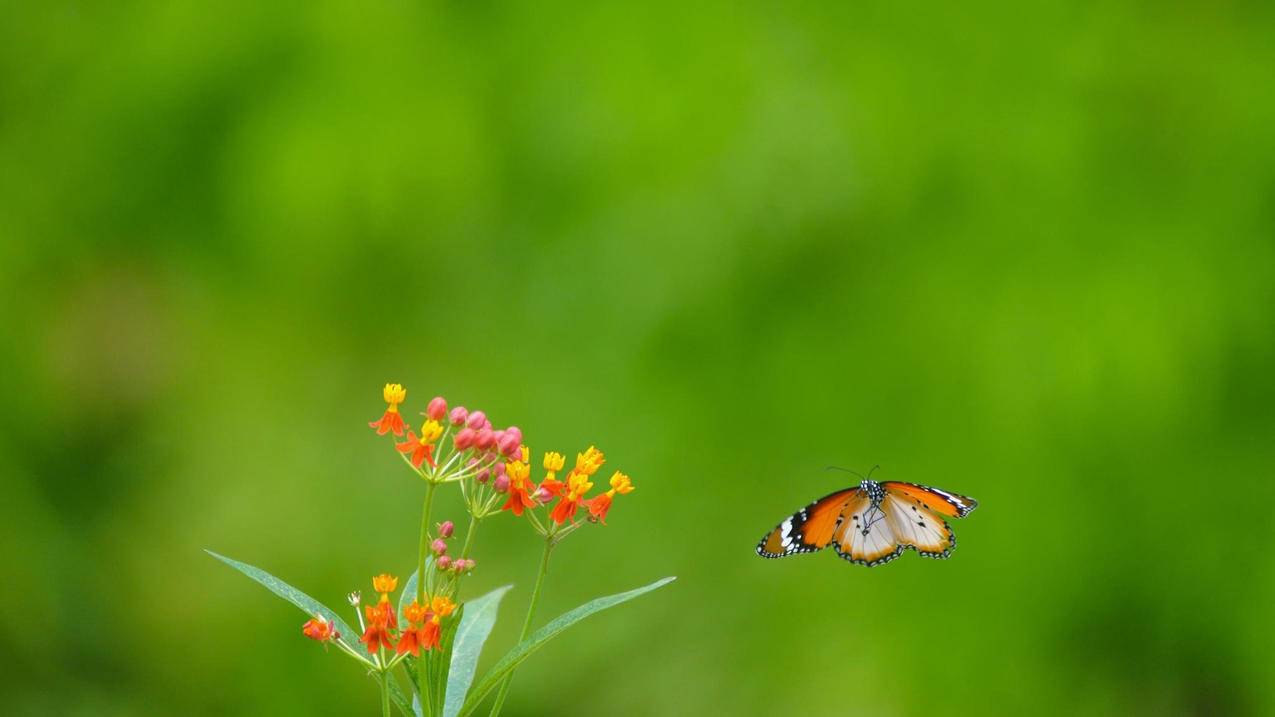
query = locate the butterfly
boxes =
[756,472,978,567]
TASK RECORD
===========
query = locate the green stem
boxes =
[417,479,439,714]
[487,539,554,717]
[380,670,391,717]
[418,481,439,603]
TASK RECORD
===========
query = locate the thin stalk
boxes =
[487,539,554,717]
[417,479,440,714]
[380,670,392,717]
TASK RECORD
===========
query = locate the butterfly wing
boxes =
[755,488,860,558]
[882,492,955,558]
[831,492,906,566]
[880,481,978,518]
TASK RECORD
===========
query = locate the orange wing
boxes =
[880,481,978,518]
[756,489,860,558]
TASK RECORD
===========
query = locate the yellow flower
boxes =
[543,451,565,472]
[608,471,634,495]
[420,419,444,443]
[382,383,407,406]
[430,596,456,622]
[372,573,398,602]
[574,446,605,476]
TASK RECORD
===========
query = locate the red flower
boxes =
[302,613,339,645]
[584,472,634,524]
[370,383,408,436]
[397,421,442,469]
[500,459,537,516]
[360,605,396,654]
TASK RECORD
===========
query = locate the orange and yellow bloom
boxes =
[585,471,634,523]
[370,383,408,436]
[501,456,537,516]
[549,446,605,524]
[302,613,339,643]
[397,419,444,469]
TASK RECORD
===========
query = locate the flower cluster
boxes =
[287,382,645,716]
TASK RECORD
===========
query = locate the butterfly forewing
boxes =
[880,481,978,518]
[755,489,860,558]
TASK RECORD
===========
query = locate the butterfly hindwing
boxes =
[882,493,955,558]
[755,489,860,558]
[832,492,905,566]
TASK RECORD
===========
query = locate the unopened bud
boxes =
[427,396,448,421]
[438,520,455,538]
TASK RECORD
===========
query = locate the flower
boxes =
[574,445,606,476]
[437,520,455,538]
[370,383,408,436]
[467,410,487,430]
[549,468,595,524]
[585,471,634,524]
[431,538,448,556]
[538,451,566,498]
[449,405,469,426]
[347,591,361,606]
[396,601,432,656]
[372,573,398,599]
[397,419,444,469]
[360,605,396,654]
[500,457,537,516]
[302,613,339,644]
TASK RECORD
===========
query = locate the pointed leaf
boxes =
[457,576,675,717]
[444,586,512,717]
[205,549,364,656]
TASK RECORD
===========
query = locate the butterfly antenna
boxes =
[825,465,867,481]
[866,464,881,480]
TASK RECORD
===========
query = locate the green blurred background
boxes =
[3,1,1274,715]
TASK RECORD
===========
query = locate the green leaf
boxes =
[387,674,414,717]
[456,576,676,717]
[205,549,363,656]
[444,586,511,717]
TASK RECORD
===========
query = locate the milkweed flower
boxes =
[397,419,444,468]
[360,605,396,653]
[302,613,339,644]
[370,574,398,628]
[549,446,606,524]
[370,383,408,436]
[396,601,432,656]
[420,596,457,651]
[426,396,448,421]
[585,471,635,524]
[500,457,537,516]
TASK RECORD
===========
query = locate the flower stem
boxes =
[417,479,439,713]
[380,670,391,717]
[418,480,439,604]
[487,538,554,717]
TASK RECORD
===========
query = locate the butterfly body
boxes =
[756,478,978,567]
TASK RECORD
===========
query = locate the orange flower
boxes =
[369,574,398,629]
[397,419,443,468]
[585,471,634,524]
[370,383,408,436]
[302,613,339,644]
[538,451,565,498]
[396,601,432,656]
[360,605,396,653]
[549,468,595,524]
[501,458,537,516]
[421,596,456,651]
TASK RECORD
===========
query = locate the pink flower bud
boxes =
[437,520,455,538]
[475,467,490,483]
[455,559,475,573]
[466,410,487,429]
[453,427,476,450]
[475,427,495,449]
[449,406,469,426]
[427,396,448,420]
[436,555,452,571]
[481,418,493,430]
[504,426,523,445]
[494,462,507,477]
[493,474,510,493]
[431,538,448,556]
[533,487,552,504]
[498,433,521,458]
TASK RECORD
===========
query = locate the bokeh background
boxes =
[3,1,1274,715]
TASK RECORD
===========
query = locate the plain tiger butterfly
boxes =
[756,470,978,567]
